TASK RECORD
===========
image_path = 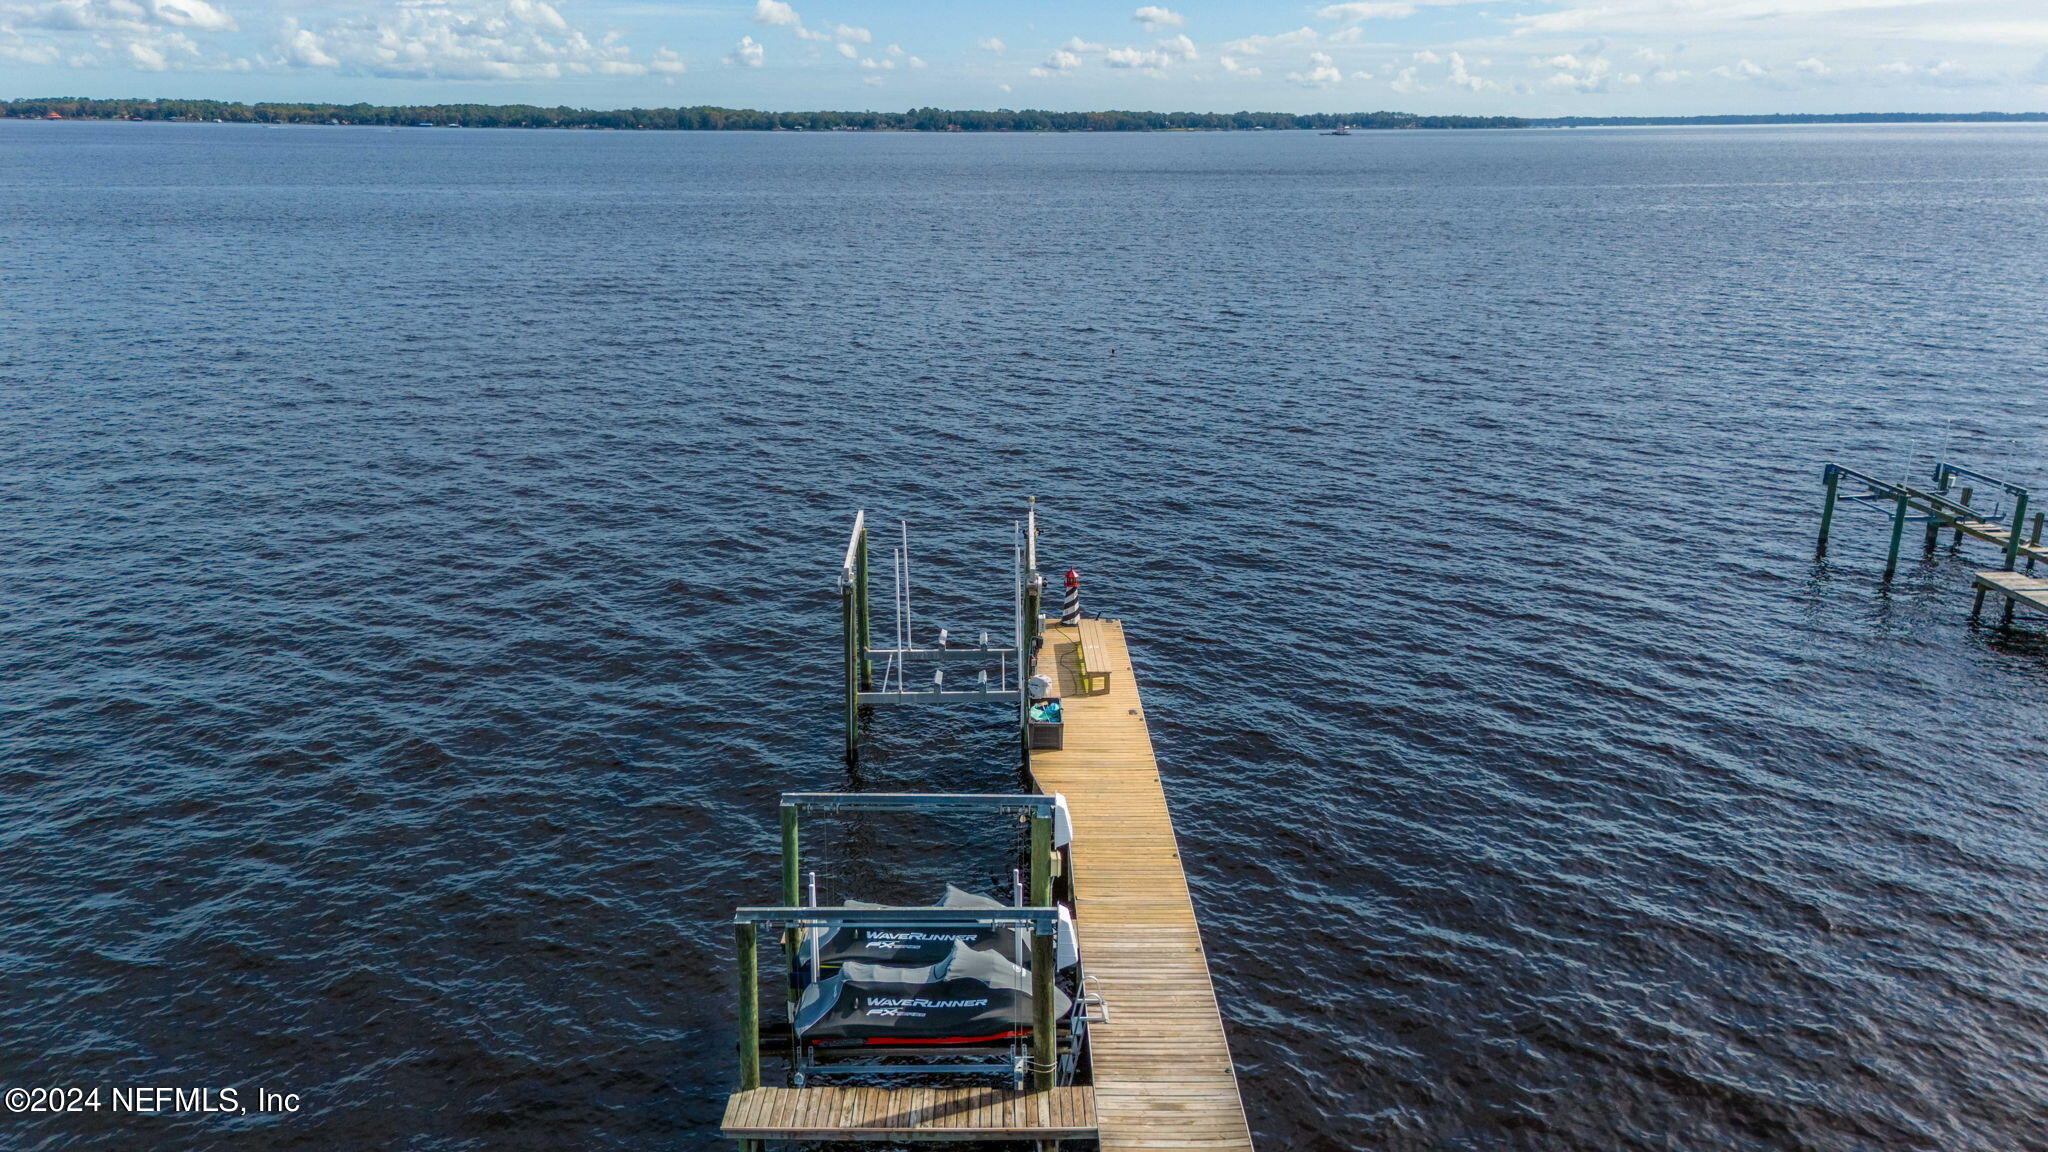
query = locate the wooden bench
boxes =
[1073,617,1111,693]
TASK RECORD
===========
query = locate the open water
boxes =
[4,120,2048,1151]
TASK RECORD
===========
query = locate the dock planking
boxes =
[721,1086,1095,1141]
[1970,569,2048,625]
[1031,618,1257,1152]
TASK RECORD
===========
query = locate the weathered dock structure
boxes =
[719,505,1255,1150]
[1818,461,2048,628]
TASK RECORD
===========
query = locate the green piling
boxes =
[780,802,801,1066]
[2005,492,2029,571]
[842,577,859,762]
[2030,512,2043,571]
[1882,492,1909,580]
[1816,467,1840,558]
[735,923,761,1091]
[1029,812,1056,1091]
[780,805,801,907]
[1953,486,1973,549]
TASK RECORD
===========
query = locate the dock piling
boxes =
[736,923,761,1090]
[1884,491,1909,580]
[1954,487,1973,549]
[2005,492,2029,571]
[1816,465,1840,557]
[1029,810,1055,1092]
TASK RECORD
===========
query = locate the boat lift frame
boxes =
[770,792,1064,1089]
[1817,463,2034,577]
[839,505,1046,763]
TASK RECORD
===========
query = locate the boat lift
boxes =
[839,504,1047,762]
[1816,462,2040,578]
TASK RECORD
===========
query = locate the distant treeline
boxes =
[3,97,1525,131]
[1532,112,2048,126]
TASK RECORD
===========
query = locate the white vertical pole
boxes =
[900,520,912,651]
[806,872,820,982]
[1014,525,1027,745]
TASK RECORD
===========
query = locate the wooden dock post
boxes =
[1953,486,1973,549]
[734,921,763,1152]
[1884,491,1909,580]
[1028,810,1056,1092]
[2031,513,2045,571]
[736,923,761,1088]
[2005,492,2029,571]
[1817,466,1840,557]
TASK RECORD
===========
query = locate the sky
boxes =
[3,0,2046,115]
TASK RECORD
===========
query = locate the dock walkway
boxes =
[1030,618,1255,1152]
[1971,569,2048,625]
[721,1086,1095,1142]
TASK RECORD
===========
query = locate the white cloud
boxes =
[1708,57,1767,78]
[1795,55,1828,74]
[9,0,234,33]
[977,35,1004,53]
[1874,57,1964,80]
[1317,0,1490,21]
[0,33,63,62]
[1218,53,1260,76]
[751,0,797,27]
[1061,36,1103,52]
[750,0,867,58]
[1412,48,1440,63]
[264,0,666,80]
[1105,45,1172,69]
[1132,5,1182,31]
[1287,49,1343,86]
[278,19,334,66]
[1222,26,1315,54]
[727,33,763,66]
[1389,64,1422,91]
[1029,47,1080,76]
[1159,32,1195,60]
[1542,51,1614,89]
[1446,50,1488,89]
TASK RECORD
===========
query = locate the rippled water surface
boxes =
[5,120,2048,1151]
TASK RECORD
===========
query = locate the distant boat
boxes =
[1321,125,1352,136]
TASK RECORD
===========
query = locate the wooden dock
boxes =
[1030,618,1256,1152]
[721,1086,1095,1142]
[721,507,1256,1150]
[1971,569,2048,626]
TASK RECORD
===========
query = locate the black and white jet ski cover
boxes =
[793,940,1075,1047]
[794,885,1077,990]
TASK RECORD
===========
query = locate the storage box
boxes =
[1029,720,1063,750]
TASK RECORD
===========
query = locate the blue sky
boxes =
[4,0,2045,114]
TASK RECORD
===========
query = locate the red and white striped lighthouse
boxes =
[1060,568,1080,625]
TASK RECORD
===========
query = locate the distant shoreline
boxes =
[6,98,2046,132]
